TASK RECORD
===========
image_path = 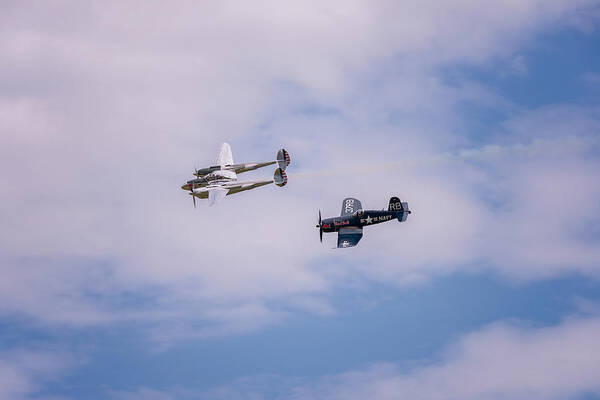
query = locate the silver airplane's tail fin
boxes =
[274,168,287,187]
[276,148,291,171]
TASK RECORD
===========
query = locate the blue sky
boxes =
[1,2,600,399]
[34,274,599,398]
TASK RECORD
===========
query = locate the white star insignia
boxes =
[365,215,373,224]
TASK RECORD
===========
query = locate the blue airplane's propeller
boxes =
[317,210,323,243]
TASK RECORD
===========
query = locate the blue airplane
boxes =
[317,197,411,248]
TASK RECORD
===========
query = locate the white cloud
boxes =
[308,132,600,286]
[284,318,600,400]
[0,349,74,400]
[1,0,599,338]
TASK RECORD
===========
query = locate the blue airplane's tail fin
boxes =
[389,197,411,221]
[398,202,410,221]
[388,197,403,212]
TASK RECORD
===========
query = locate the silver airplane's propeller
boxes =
[188,180,196,208]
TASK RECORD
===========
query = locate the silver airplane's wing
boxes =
[194,143,236,178]
[208,187,228,206]
[340,198,362,217]
[218,143,234,167]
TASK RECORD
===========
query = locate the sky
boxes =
[1,1,600,399]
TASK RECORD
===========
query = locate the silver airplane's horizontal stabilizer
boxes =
[274,168,287,187]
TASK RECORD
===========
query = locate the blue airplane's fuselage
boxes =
[321,210,400,233]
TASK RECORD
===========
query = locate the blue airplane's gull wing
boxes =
[340,198,362,217]
[337,226,363,248]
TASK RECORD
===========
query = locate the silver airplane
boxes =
[181,143,290,206]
